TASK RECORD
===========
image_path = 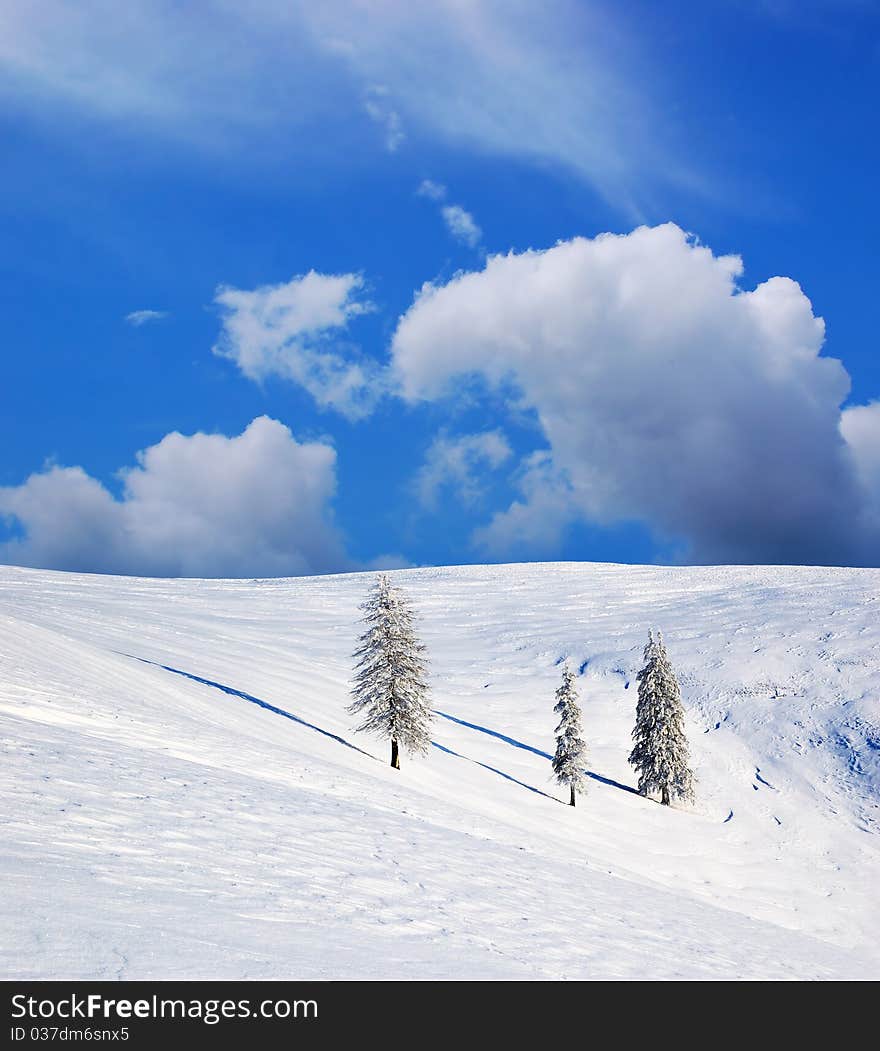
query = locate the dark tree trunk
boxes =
[569,784,576,807]
[390,738,400,770]
[661,784,670,806]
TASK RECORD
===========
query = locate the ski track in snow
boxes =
[1,560,879,979]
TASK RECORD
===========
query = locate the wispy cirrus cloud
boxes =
[416,179,446,202]
[417,180,483,249]
[363,83,404,152]
[125,309,167,327]
[0,1,700,212]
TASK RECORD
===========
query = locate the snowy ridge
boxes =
[1,561,878,979]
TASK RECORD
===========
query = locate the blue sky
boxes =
[1,0,879,576]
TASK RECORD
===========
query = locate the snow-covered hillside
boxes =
[1,561,878,979]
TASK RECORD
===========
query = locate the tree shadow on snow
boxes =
[431,742,563,802]
[122,653,636,802]
[435,709,639,796]
[121,653,378,760]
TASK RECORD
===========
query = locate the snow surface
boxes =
[1,560,878,980]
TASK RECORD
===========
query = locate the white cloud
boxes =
[212,271,383,420]
[841,401,880,531]
[301,1,692,209]
[417,179,483,249]
[416,179,447,202]
[125,309,167,326]
[0,2,695,210]
[416,430,511,509]
[363,83,404,152]
[391,223,877,565]
[440,204,482,249]
[0,417,349,577]
[471,451,576,555]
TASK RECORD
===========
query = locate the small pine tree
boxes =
[552,663,588,806]
[628,630,694,805]
[349,573,433,769]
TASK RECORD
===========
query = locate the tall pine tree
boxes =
[628,631,694,805]
[552,663,588,806]
[349,573,433,769]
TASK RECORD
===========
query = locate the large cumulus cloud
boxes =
[391,223,877,565]
[841,401,880,536]
[0,416,349,577]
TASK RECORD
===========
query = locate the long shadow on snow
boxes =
[431,742,562,802]
[123,654,560,802]
[122,654,378,760]
[435,709,639,796]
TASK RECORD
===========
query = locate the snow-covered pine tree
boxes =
[349,573,433,770]
[628,630,694,805]
[552,663,588,806]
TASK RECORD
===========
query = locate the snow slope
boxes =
[1,561,878,980]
